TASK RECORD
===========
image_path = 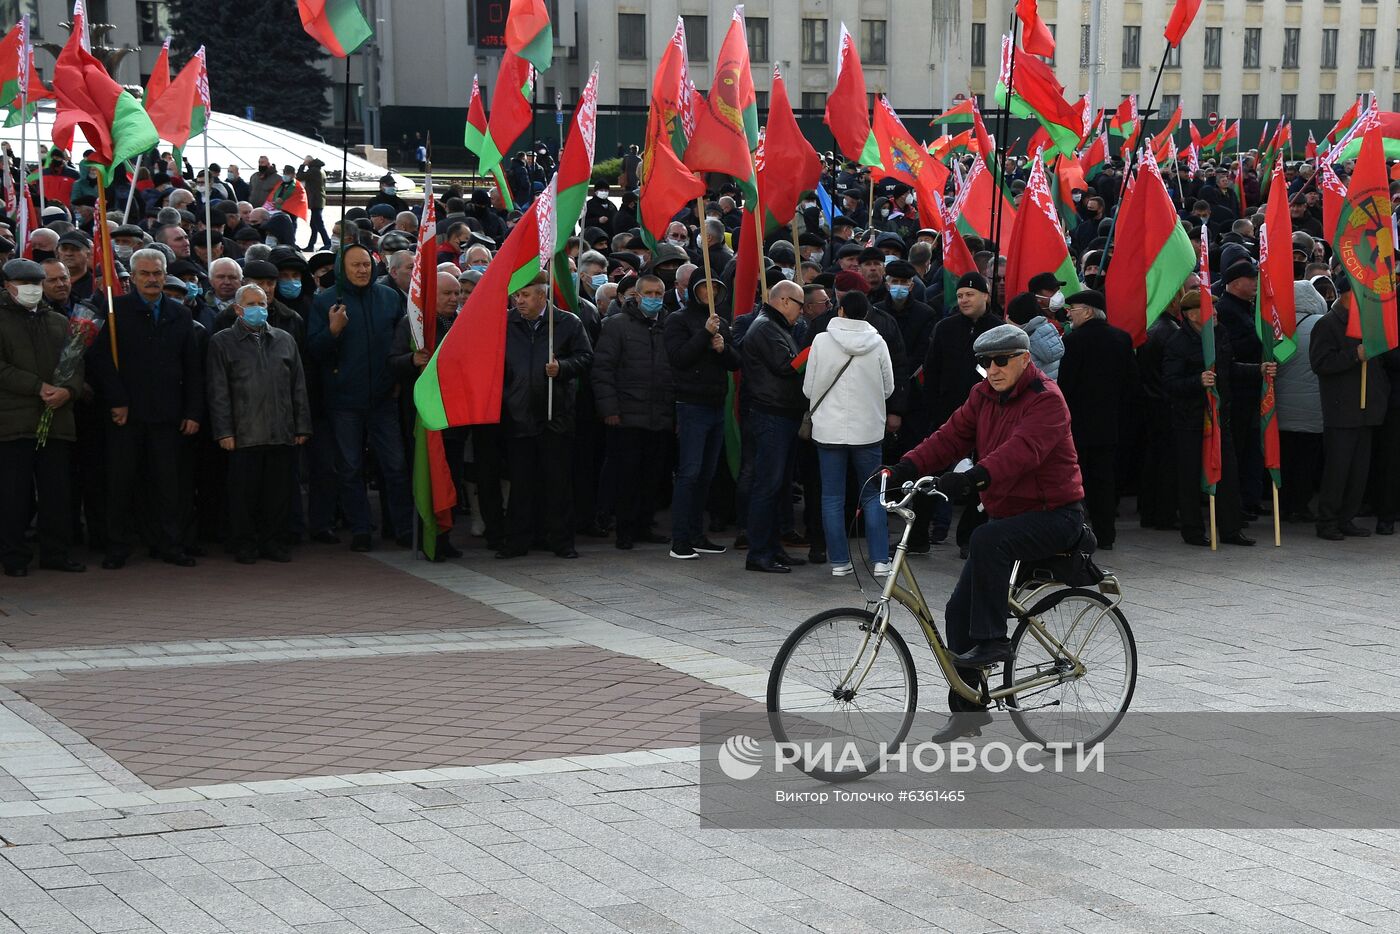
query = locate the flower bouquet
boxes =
[36,303,104,448]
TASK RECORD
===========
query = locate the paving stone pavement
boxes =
[2,526,1400,933]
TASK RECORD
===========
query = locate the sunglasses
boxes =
[977,351,1026,369]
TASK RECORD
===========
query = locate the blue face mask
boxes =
[640,296,664,317]
[241,304,268,327]
[276,279,302,299]
[571,272,580,289]
[888,285,910,302]
[590,273,608,288]
[677,288,688,304]
[470,264,488,274]
[184,281,202,300]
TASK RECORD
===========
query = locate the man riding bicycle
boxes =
[887,322,1087,733]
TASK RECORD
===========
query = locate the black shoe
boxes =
[3,565,27,578]
[952,638,1012,668]
[439,542,464,559]
[1377,520,1395,536]
[905,540,931,556]
[635,531,669,545]
[694,538,727,554]
[1241,509,1260,522]
[669,543,698,560]
[311,530,340,545]
[615,537,634,550]
[259,548,292,563]
[578,522,610,538]
[929,710,993,743]
[495,548,526,559]
[1222,532,1256,546]
[807,547,826,564]
[554,548,579,559]
[782,531,809,548]
[1340,522,1372,538]
[1317,527,1345,541]
[235,552,258,565]
[958,546,970,560]
[775,550,807,567]
[350,534,372,552]
[163,552,197,567]
[39,558,86,573]
[745,558,791,574]
[733,531,748,550]
[101,554,127,570]
[1181,534,1210,546]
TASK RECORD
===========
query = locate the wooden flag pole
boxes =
[97,182,118,369]
[789,217,802,274]
[753,186,769,296]
[1209,495,1218,551]
[696,196,718,317]
[121,155,142,225]
[867,172,875,235]
[1273,484,1282,546]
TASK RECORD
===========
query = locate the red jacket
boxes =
[904,362,1083,518]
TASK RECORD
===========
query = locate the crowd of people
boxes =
[1,139,1396,579]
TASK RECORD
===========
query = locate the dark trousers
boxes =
[1077,443,1119,547]
[305,414,339,534]
[504,429,574,553]
[797,438,825,548]
[1138,402,1178,528]
[1231,395,1264,508]
[306,208,331,249]
[1279,431,1323,519]
[1317,426,1371,531]
[1372,409,1400,522]
[746,411,800,563]
[471,424,506,547]
[1174,426,1243,540]
[572,388,603,528]
[735,413,757,531]
[329,401,413,538]
[672,403,725,547]
[106,420,183,558]
[0,438,73,570]
[72,399,107,549]
[606,426,669,540]
[227,445,295,556]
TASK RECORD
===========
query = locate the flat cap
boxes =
[1223,260,1258,284]
[368,203,397,219]
[243,259,280,280]
[885,260,916,280]
[1027,271,1064,293]
[2,258,44,282]
[857,246,886,264]
[972,323,1031,356]
[163,275,187,290]
[1063,289,1106,311]
[57,230,91,248]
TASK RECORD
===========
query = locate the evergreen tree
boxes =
[168,0,330,137]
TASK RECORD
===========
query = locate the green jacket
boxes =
[0,294,80,442]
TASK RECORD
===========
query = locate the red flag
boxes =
[1104,158,1196,346]
[951,155,1015,248]
[1260,161,1296,343]
[1305,130,1317,160]
[640,18,705,242]
[1335,126,1400,356]
[1319,161,1346,240]
[760,68,822,225]
[274,180,309,220]
[1165,0,1203,48]
[1004,156,1077,299]
[872,95,948,232]
[1197,231,1222,493]
[683,8,758,190]
[144,37,170,109]
[824,22,880,167]
[940,225,980,308]
[1016,0,1055,58]
[731,208,762,316]
[1326,98,1361,145]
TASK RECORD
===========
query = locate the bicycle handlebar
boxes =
[878,470,946,511]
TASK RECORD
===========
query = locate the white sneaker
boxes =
[872,562,892,577]
[831,562,854,577]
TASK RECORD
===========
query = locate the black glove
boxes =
[937,465,990,504]
[887,459,921,488]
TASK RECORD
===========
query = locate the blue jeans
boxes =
[672,403,724,546]
[817,442,888,566]
[330,401,413,538]
[746,411,799,563]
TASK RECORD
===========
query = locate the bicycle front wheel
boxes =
[1003,588,1136,748]
[767,607,918,782]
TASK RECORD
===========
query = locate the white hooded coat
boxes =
[803,316,895,446]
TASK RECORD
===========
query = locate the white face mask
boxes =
[14,283,42,308]
[780,267,795,280]
[1048,291,1066,312]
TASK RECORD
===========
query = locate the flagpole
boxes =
[338,55,351,253]
[202,129,212,261]
[1273,484,1282,546]
[695,195,719,316]
[789,217,801,276]
[18,64,27,248]
[989,14,1018,297]
[1209,495,1218,550]
[97,182,117,368]
[547,91,563,423]
[122,155,141,224]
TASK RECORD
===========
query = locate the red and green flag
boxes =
[1325,98,1362,147]
[478,51,536,193]
[1151,104,1182,153]
[1005,155,1082,300]
[994,34,1080,158]
[405,169,438,353]
[1329,108,1400,163]
[931,98,977,128]
[1196,228,1222,495]
[551,67,598,313]
[872,95,948,233]
[1333,125,1400,359]
[1052,154,1088,230]
[1166,0,1203,48]
[463,74,513,210]
[640,17,704,243]
[412,414,457,561]
[415,181,556,430]
[1319,160,1346,239]
[144,47,209,169]
[683,7,759,200]
[1104,155,1195,346]
[0,16,51,128]
[297,0,372,58]
[1305,130,1317,160]
[144,37,170,109]
[1109,96,1138,157]
[1079,133,1107,181]
[950,155,1015,249]
[504,0,553,73]
[1016,0,1055,59]
[760,67,823,225]
[928,128,975,163]
[941,224,980,309]
[51,19,159,185]
[824,22,881,168]
[1257,160,1296,489]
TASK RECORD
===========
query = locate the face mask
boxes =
[184,281,202,300]
[888,285,910,302]
[780,267,795,280]
[1072,192,1083,203]
[879,210,890,219]
[32,249,53,263]
[667,236,688,247]
[114,245,133,263]
[571,272,579,289]
[1048,291,1065,312]
[639,296,664,316]
[677,288,688,304]
[470,263,488,274]
[329,238,340,252]
[883,255,897,266]
[14,283,42,308]
[808,251,823,265]
[241,304,268,327]
[277,279,303,299]
[315,273,334,291]
[282,174,293,183]
[590,273,608,288]
[382,186,396,195]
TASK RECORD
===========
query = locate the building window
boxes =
[801,92,826,112]
[618,88,646,108]
[1393,93,1400,112]
[1319,93,1335,120]
[1396,29,1400,67]
[755,90,768,113]
[747,16,769,62]
[1159,94,1179,117]
[1122,26,1140,68]
[618,13,646,61]
[861,20,887,65]
[800,18,827,64]
[1321,29,1338,68]
[1243,28,1261,69]
[971,22,985,68]
[683,15,707,62]
[1080,25,1091,67]
[1165,44,1180,68]
[973,93,985,111]
[1283,28,1299,69]
[1202,94,1219,119]
[136,0,168,44]
[1281,94,1296,119]
[1204,27,1221,69]
[1359,29,1375,68]
[1240,94,1258,120]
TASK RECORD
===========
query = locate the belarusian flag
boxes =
[1257,160,1296,490]
[824,22,880,168]
[272,179,309,219]
[297,0,372,58]
[144,47,209,166]
[683,7,759,199]
[1305,130,1317,160]
[1005,155,1082,300]
[1325,98,1361,147]
[1319,160,1346,238]
[1334,126,1400,359]
[463,74,513,210]
[0,17,50,128]
[412,415,456,561]
[994,34,1080,158]
[1052,155,1087,230]
[872,95,948,233]
[928,128,975,163]
[479,51,535,187]
[1166,0,1203,48]
[931,98,976,128]
[1104,155,1195,346]
[761,67,822,225]
[940,225,980,309]
[640,18,704,244]
[1196,226,1222,495]
[1151,104,1182,153]
[51,21,158,184]
[551,67,598,313]
[415,180,556,430]
[144,37,170,109]
[406,168,438,352]
[1109,96,1138,156]
[1079,133,1107,180]
[1329,108,1400,163]
[1016,0,1055,58]
[504,0,553,73]
[950,155,1015,248]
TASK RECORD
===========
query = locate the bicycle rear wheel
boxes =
[766,607,918,782]
[1002,588,1136,748]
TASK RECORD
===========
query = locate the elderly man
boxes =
[208,257,243,313]
[27,228,58,262]
[88,249,204,569]
[383,249,414,301]
[39,258,73,313]
[56,231,95,302]
[496,272,593,558]
[220,260,304,344]
[207,284,311,564]
[0,259,86,576]
[306,243,413,551]
[1056,290,1138,549]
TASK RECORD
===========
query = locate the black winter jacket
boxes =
[88,292,204,424]
[740,306,805,418]
[1163,321,1255,431]
[502,308,593,437]
[664,296,741,407]
[1058,318,1139,446]
[1309,305,1390,429]
[593,301,676,431]
[922,309,1004,430]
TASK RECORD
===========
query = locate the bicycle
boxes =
[766,473,1137,782]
